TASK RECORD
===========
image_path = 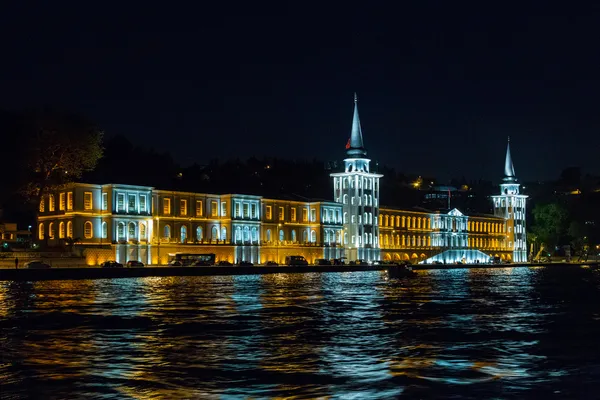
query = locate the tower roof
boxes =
[503,137,517,182]
[346,93,367,157]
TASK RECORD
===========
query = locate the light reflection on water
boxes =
[2,266,600,398]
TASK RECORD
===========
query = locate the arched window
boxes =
[102,222,107,239]
[243,226,250,243]
[164,224,171,239]
[310,230,316,243]
[221,227,227,242]
[252,227,258,243]
[180,226,187,243]
[49,222,55,239]
[38,223,44,240]
[325,230,330,243]
[343,194,348,204]
[129,222,136,239]
[59,221,65,239]
[266,229,272,242]
[291,229,297,242]
[49,194,55,211]
[140,223,146,240]
[279,229,284,242]
[343,212,348,224]
[196,226,203,241]
[118,222,125,240]
[39,198,45,212]
[364,232,368,245]
[235,227,242,243]
[302,230,308,243]
[344,232,348,245]
[211,226,219,240]
[67,221,73,238]
[84,221,93,239]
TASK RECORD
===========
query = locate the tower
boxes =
[491,138,528,262]
[330,94,383,262]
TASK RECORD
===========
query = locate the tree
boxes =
[531,202,569,250]
[20,109,104,205]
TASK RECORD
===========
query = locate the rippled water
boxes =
[2,266,600,399]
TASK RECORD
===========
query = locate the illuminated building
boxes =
[36,96,525,265]
[330,94,382,262]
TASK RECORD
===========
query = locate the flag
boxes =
[345,138,351,149]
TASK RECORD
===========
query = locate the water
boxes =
[1,266,600,399]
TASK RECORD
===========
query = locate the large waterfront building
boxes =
[36,98,525,265]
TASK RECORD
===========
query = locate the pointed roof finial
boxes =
[346,93,367,158]
[504,136,516,181]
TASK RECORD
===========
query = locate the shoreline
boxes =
[0,262,598,281]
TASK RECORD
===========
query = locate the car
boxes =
[237,261,253,266]
[285,255,308,266]
[265,261,278,266]
[25,260,51,269]
[101,261,124,268]
[315,258,332,266]
[168,260,183,266]
[217,260,233,266]
[126,260,145,267]
[192,260,212,266]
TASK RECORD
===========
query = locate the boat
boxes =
[386,263,416,279]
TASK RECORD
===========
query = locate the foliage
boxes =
[530,202,569,249]
[20,109,104,203]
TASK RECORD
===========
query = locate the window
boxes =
[128,194,136,210]
[211,201,218,217]
[49,195,55,212]
[39,198,45,212]
[102,193,108,210]
[279,229,284,241]
[140,223,146,240]
[117,194,125,211]
[291,208,297,222]
[251,204,256,218]
[84,221,93,239]
[310,208,316,222]
[128,222,136,239]
[59,222,65,238]
[180,199,187,216]
[38,223,44,239]
[196,200,203,216]
[140,195,146,212]
[180,226,187,243]
[67,221,73,238]
[196,226,203,241]
[49,222,54,239]
[266,229,272,242]
[84,192,93,210]
[266,206,272,219]
[291,230,297,242]
[60,193,66,210]
[102,222,107,239]
[164,225,171,239]
[243,203,249,218]
[67,192,73,210]
[118,222,125,240]
[278,207,284,220]
[163,198,171,214]
[235,202,240,217]
[221,202,227,217]
[302,208,308,222]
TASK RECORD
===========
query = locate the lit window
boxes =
[49,195,55,212]
[49,222,54,239]
[59,193,65,210]
[180,199,187,216]
[59,222,65,238]
[164,225,171,239]
[266,206,272,219]
[38,223,44,240]
[196,200,203,216]
[235,202,240,217]
[139,195,146,212]
[310,209,316,222]
[39,198,45,212]
[163,198,171,214]
[302,208,308,222]
[128,222,136,239]
[117,194,125,211]
[84,221,93,239]
[128,194,136,210]
[102,222,107,239]
[221,202,227,217]
[102,193,107,210]
[67,192,73,210]
[278,207,284,220]
[67,221,73,238]
[84,192,93,210]
[251,204,256,218]
[117,222,125,240]
[243,203,249,218]
[211,201,218,217]
[291,208,297,221]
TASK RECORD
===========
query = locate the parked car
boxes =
[285,255,308,266]
[126,260,145,268]
[217,260,233,266]
[101,261,124,268]
[168,260,183,266]
[237,261,253,266]
[315,258,332,266]
[25,260,51,269]
[265,261,279,266]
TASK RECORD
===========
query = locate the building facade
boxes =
[36,97,525,265]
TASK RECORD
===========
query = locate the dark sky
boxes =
[2,3,600,183]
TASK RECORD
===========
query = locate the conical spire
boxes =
[504,137,516,181]
[346,93,367,157]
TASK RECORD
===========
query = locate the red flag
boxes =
[345,138,351,149]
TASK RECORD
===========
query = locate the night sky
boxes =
[2,3,600,182]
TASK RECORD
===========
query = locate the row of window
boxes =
[339,194,377,207]
[40,192,74,212]
[116,193,148,213]
[379,234,510,249]
[335,176,379,191]
[379,214,505,233]
[39,221,74,239]
[265,205,319,223]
